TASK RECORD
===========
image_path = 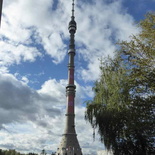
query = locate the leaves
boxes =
[0,149,38,155]
[86,13,155,155]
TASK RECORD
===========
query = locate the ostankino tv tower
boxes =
[56,0,82,155]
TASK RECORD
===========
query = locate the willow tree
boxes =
[86,13,155,155]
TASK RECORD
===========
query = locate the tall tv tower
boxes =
[56,0,82,155]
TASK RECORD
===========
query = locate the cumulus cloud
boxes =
[0,0,67,67]
[75,0,138,81]
[1,0,138,80]
[0,72,93,153]
[0,73,61,129]
[0,74,64,154]
[0,40,41,66]
[0,0,142,154]
[0,73,100,154]
[41,32,67,64]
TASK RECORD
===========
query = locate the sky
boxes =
[0,0,154,155]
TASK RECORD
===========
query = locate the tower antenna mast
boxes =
[72,0,75,17]
[56,0,82,154]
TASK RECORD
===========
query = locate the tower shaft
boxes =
[56,0,82,155]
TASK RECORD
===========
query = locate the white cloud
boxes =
[0,73,101,154]
[41,32,67,64]
[0,73,61,128]
[0,66,9,74]
[1,0,67,67]
[77,57,102,82]
[0,74,63,153]
[37,79,66,110]
[2,0,53,28]
[97,150,113,155]
[0,0,143,154]
[0,40,41,66]
[1,0,138,77]
[75,0,138,81]
[21,76,29,85]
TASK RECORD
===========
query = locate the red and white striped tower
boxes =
[56,0,82,155]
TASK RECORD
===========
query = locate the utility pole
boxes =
[0,0,3,27]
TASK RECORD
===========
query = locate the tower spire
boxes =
[56,0,82,155]
[72,0,75,18]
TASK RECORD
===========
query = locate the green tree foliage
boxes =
[40,149,46,155]
[0,148,55,155]
[0,149,38,155]
[86,13,155,155]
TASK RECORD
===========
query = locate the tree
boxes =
[40,149,46,155]
[0,149,39,155]
[86,13,155,155]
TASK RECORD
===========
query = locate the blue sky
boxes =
[0,0,154,155]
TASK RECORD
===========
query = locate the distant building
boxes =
[97,150,113,155]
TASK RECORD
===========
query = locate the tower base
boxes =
[56,133,82,155]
